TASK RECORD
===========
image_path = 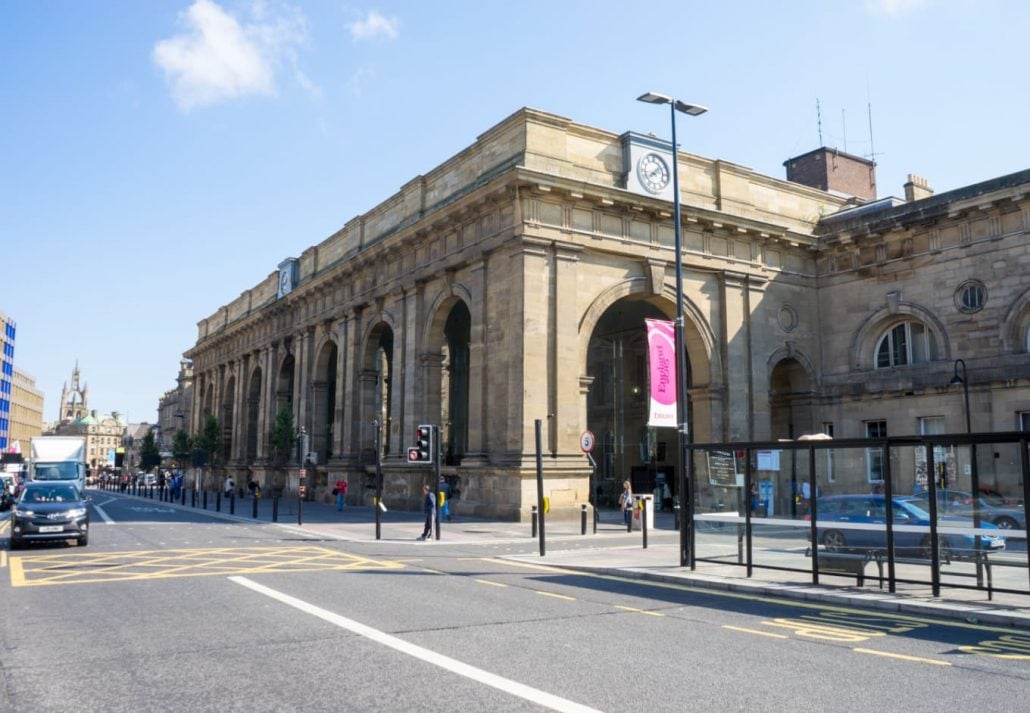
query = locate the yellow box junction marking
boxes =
[761,611,927,643]
[853,648,951,666]
[959,635,1030,660]
[8,545,402,587]
[722,625,788,640]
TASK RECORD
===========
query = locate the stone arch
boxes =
[221,374,236,461]
[578,277,719,388]
[244,364,262,462]
[768,352,816,440]
[1001,285,1030,353]
[311,339,339,463]
[850,301,951,370]
[275,353,295,417]
[360,320,395,461]
[420,295,472,466]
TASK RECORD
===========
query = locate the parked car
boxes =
[907,489,1026,531]
[0,474,16,511]
[812,494,1005,559]
[9,482,90,549]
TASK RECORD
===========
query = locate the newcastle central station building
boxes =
[184,108,1030,520]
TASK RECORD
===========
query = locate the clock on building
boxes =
[637,152,670,194]
[278,266,293,297]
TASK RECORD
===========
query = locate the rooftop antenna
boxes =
[866,80,881,165]
[816,98,823,145]
[842,107,848,153]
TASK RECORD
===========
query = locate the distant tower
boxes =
[59,361,89,423]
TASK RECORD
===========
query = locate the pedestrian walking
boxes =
[418,483,435,540]
[334,478,348,511]
[619,479,633,526]
[224,476,235,500]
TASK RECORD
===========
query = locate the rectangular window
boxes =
[1020,412,1030,431]
[865,420,887,483]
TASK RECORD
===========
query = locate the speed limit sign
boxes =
[579,430,595,453]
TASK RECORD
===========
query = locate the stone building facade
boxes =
[50,364,127,473]
[10,367,44,448]
[184,108,1030,519]
[157,359,194,444]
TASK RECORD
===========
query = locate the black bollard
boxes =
[191,489,196,507]
[272,496,278,523]
[531,505,538,538]
[229,492,235,515]
[252,494,258,519]
[297,492,303,526]
[627,502,633,533]
[216,490,221,512]
[181,487,186,506]
[642,498,648,549]
[581,504,587,535]
[203,490,208,509]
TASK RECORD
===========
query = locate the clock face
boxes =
[637,152,670,194]
[279,270,292,294]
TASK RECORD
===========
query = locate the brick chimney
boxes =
[784,147,877,201]
[903,174,933,202]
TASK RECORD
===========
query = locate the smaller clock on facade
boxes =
[637,152,670,194]
[279,268,292,296]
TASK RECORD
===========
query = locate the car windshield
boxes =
[897,499,931,520]
[33,462,80,480]
[20,486,80,503]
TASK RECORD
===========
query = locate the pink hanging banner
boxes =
[645,318,677,427]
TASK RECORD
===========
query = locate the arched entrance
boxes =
[245,366,261,462]
[586,297,689,508]
[276,354,295,416]
[361,324,393,462]
[221,375,235,462]
[311,341,338,463]
[442,302,470,465]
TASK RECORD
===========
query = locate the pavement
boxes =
[98,485,1030,631]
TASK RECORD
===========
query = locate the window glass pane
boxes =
[892,324,908,366]
[910,322,926,363]
[875,336,891,368]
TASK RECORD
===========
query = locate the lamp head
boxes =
[949,374,964,386]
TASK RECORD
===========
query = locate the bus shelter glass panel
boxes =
[751,447,811,573]
[693,449,743,563]
[811,444,891,583]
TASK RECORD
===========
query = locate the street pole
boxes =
[535,418,546,557]
[374,419,382,540]
[638,92,707,568]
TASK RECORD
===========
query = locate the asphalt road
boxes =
[1,491,1028,713]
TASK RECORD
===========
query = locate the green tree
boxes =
[172,429,192,476]
[139,428,162,472]
[269,407,296,495]
[194,415,221,469]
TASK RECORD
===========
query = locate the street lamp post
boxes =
[950,357,982,588]
[637,91,707,568]
[950,359,971,435]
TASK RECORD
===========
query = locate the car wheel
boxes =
[920,535,952,561]
[78,533,89,547]
[10,537,22,550]
[821,530,847,552]
[994,516,1017,530]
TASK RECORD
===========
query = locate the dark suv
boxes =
[10,482,90,549]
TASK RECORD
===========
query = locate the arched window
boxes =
[874,320,939,368]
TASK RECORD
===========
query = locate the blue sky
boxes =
[2,0,1027,427]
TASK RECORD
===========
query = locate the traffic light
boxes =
[407,424,434,463]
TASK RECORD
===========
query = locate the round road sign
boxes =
[579,430,595,453]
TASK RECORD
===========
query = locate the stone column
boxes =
[552,244,584,457]
[718,271,754,441]
[463,259,488,465]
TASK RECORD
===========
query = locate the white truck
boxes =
[29,436,88,493]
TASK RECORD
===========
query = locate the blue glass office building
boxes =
[0,312,14,451]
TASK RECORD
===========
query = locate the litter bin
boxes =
[631,494,654,531]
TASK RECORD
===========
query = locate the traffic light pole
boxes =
[434,425,442,540]
[374,420,382,541]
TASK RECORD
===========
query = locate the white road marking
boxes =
[92,501,115,524]
[230,576,604,713]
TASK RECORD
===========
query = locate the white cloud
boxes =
[153,0,310,111]
[347,10,399,41]
[864,0,929,16]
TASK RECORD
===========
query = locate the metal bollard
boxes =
[272,496,278,523]
[181,487,186,506]
[216,490,221,512]
[531,505,538,538]
[229,492,235,515]
[642,498,648,549]
[581,504,587,535]
[203,490,208,509]
[252,494,258,519]
[627,505,633,533]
